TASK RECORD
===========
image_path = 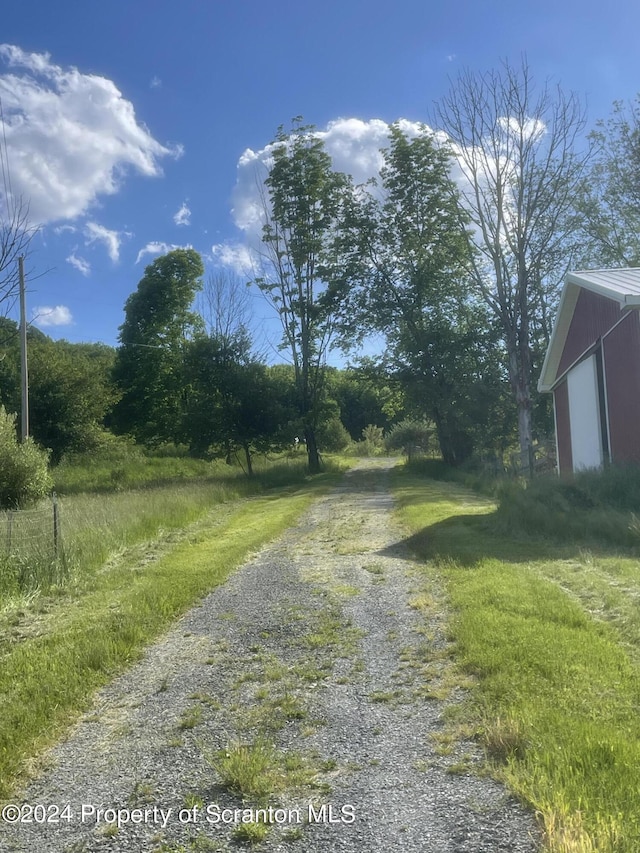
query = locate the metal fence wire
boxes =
[0,494,61,560]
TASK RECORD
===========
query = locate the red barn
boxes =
[538,269,640,475]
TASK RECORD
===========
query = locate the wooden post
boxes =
[52,493,59,559]
[19,256,29,441]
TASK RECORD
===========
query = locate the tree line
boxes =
[251,60,640,474]
[1,58,639,476]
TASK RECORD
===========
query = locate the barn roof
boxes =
[538,268,640,393]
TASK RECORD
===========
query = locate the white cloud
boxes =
[32,304,73,326]
[0,44,181,224]
[66,252,91,276]
[497,116,546,144]
[84,221,122,262]
[210,242,257,276]
[135,241,192,264]
[173,202,191,227]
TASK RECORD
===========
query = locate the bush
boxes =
[385,419,433,459]
[361,424,385,457]
[316,417,352,452]
[0,408,52,509]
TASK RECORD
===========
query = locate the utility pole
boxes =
[19,255,28,441]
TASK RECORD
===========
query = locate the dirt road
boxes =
[0,459,539,852]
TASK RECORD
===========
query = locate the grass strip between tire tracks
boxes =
[390,465,640,853]
[0,473,341,800]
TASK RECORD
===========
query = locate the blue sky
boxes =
[1,0,639,354]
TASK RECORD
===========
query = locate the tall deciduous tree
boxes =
[29,341,118,462]
[255,120,352,473]
[434,59,588,474]
[112,248,204,445]
[185,335,293,473]
[332,123,499,464]
[576,97,640,267]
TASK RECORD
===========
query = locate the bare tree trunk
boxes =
[508,346,534,477]
[243,443,254,477]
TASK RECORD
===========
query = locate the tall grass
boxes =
[0,452,322,603]
[0,477,339,799]
[392,465,640,853]
[408,457,640,549]
[495,465,640,548]
[54,447,245,495]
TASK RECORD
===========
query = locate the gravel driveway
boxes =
[0,459,540,852]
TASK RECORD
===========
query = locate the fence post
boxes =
[52,493,59,559]
[6,511,12,555]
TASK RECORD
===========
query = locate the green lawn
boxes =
[391,467,640,853]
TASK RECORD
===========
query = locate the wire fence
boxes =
[0,494,61,560]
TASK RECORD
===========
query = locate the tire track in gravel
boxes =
[0,459,540,853]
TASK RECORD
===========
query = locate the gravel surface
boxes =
[0,459,541,852]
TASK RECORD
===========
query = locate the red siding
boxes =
[603,311,640,464]
[558,289,622,377]
[553,380,573,475]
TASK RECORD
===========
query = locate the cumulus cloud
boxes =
[497,116,546,144]
[173,202,191,227]
[210,242,257,276]
[32,304,73,326]
[135,241,192,264]
[0,44,181,224]
[84,221,122,262]
[66,252,91,276]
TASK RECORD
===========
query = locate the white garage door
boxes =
[567,354,603,471]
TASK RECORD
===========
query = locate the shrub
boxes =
[385,419,433,459]
[361,424,385,456]
[0,408,52,509]
[316,417,352,452]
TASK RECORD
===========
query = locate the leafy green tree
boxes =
[385,419,433,459]
[0,323,117,462]
[28,341,118,463]
[184,333,293,473]
[112,249,204,445]
[326,366,403,441]
[332,123,489,465]
[256,120,353,473]
[576,97,640,266]
[0,319,48,418]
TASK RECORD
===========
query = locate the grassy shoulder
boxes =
[390,464,640,853]
[0,466,344,801]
